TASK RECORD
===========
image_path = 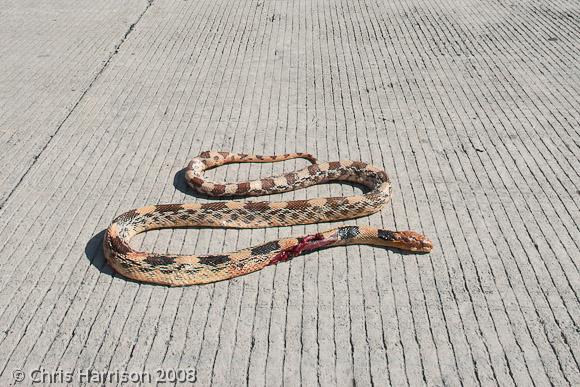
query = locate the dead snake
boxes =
[103,151,432,286]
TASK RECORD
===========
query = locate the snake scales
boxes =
[103,151,432,286]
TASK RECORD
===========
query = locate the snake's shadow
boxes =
[173,168,191,196]
[84,231,172,286]
[84,230,115,279]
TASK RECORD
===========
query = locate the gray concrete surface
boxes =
[0,0,578,385]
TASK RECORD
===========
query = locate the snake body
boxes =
[104,151,432,286]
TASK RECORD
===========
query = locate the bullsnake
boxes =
[103,151,432,286]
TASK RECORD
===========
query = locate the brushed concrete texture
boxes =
[0,0,578,385]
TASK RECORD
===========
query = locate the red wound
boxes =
[269,233,329,265]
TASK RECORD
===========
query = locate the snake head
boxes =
[377,229,433,253]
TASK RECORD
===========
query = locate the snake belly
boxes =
[103,151,432,286]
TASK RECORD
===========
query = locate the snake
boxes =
[103,151,433,286]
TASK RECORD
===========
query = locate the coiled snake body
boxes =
[104,151,432,286]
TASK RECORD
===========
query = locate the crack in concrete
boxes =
[0,0,155,210]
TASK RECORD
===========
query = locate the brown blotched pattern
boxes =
[103,151,432,286]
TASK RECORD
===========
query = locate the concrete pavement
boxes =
[0,0,578,385]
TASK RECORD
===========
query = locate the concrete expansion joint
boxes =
[0,0,155,210]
